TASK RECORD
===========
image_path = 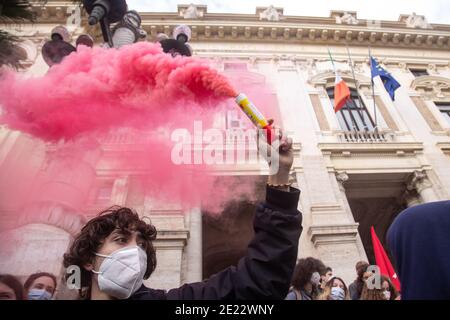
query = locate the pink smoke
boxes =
[0,42,236,141]
[0,43,278,217]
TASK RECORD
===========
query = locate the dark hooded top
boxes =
[130,186,302,300]
[387,200,450,300]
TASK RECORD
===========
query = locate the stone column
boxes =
[299,169,368,285]
[183,207,203,283]
[334,170,369,281]
[407,170,439,203]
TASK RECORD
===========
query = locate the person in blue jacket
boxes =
[63,132,303,300]
[387,200,450,300]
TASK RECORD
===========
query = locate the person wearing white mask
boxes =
[63,209,157,300]
[360,275,400,300]
[318,277,350,300]
[285,257,327,300]
[63,133,303,300]
[24,272,57,300]
[380,275,400,300]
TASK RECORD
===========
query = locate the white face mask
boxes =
[330,287,345,300]
[92,246,147,299]
[383,290,391,300]
[28,288,53,300]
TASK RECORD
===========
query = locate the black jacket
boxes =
[130,186,302,300]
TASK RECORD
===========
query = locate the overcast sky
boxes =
[127,0,450,24]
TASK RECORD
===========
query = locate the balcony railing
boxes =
[336,129,395,143]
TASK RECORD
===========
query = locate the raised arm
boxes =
[167,130,302,300]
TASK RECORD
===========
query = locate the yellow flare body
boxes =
[235,93,269,128]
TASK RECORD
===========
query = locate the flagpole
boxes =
[345,43,368,130]
[327,47,337,73]
[328,47,357,132]
[369,47,378,130]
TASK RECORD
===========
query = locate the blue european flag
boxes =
[370,56,401,101]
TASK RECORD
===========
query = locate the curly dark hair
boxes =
[0,274,24,300]
[63,206,157,299]
[24,272,57,294]
[291,257,327,292]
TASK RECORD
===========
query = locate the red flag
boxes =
[333,73,351,113]
[371,226,401,292]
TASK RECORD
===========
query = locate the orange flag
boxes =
[334,73,351,113]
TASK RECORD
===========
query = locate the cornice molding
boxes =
[19,2,450,50]
[144,24,450,50]
[153,230,189,248]
[318,142,424,157]
[436,142,450,155]
[308,223,360,246]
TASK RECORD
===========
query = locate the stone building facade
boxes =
[0,2,449,297]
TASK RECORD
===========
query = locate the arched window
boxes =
[327,87,376,131]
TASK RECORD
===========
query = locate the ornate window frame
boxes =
[411,75,450,100]
[309,71,372,91]
[410,75,450,135]
[308,70,395,138]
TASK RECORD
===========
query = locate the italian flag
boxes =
[334,72,351,113]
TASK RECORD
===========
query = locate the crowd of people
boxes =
[0,259,400,301]
[285,258,400,300]
[0,272,57,300]
[1,198,449,301]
